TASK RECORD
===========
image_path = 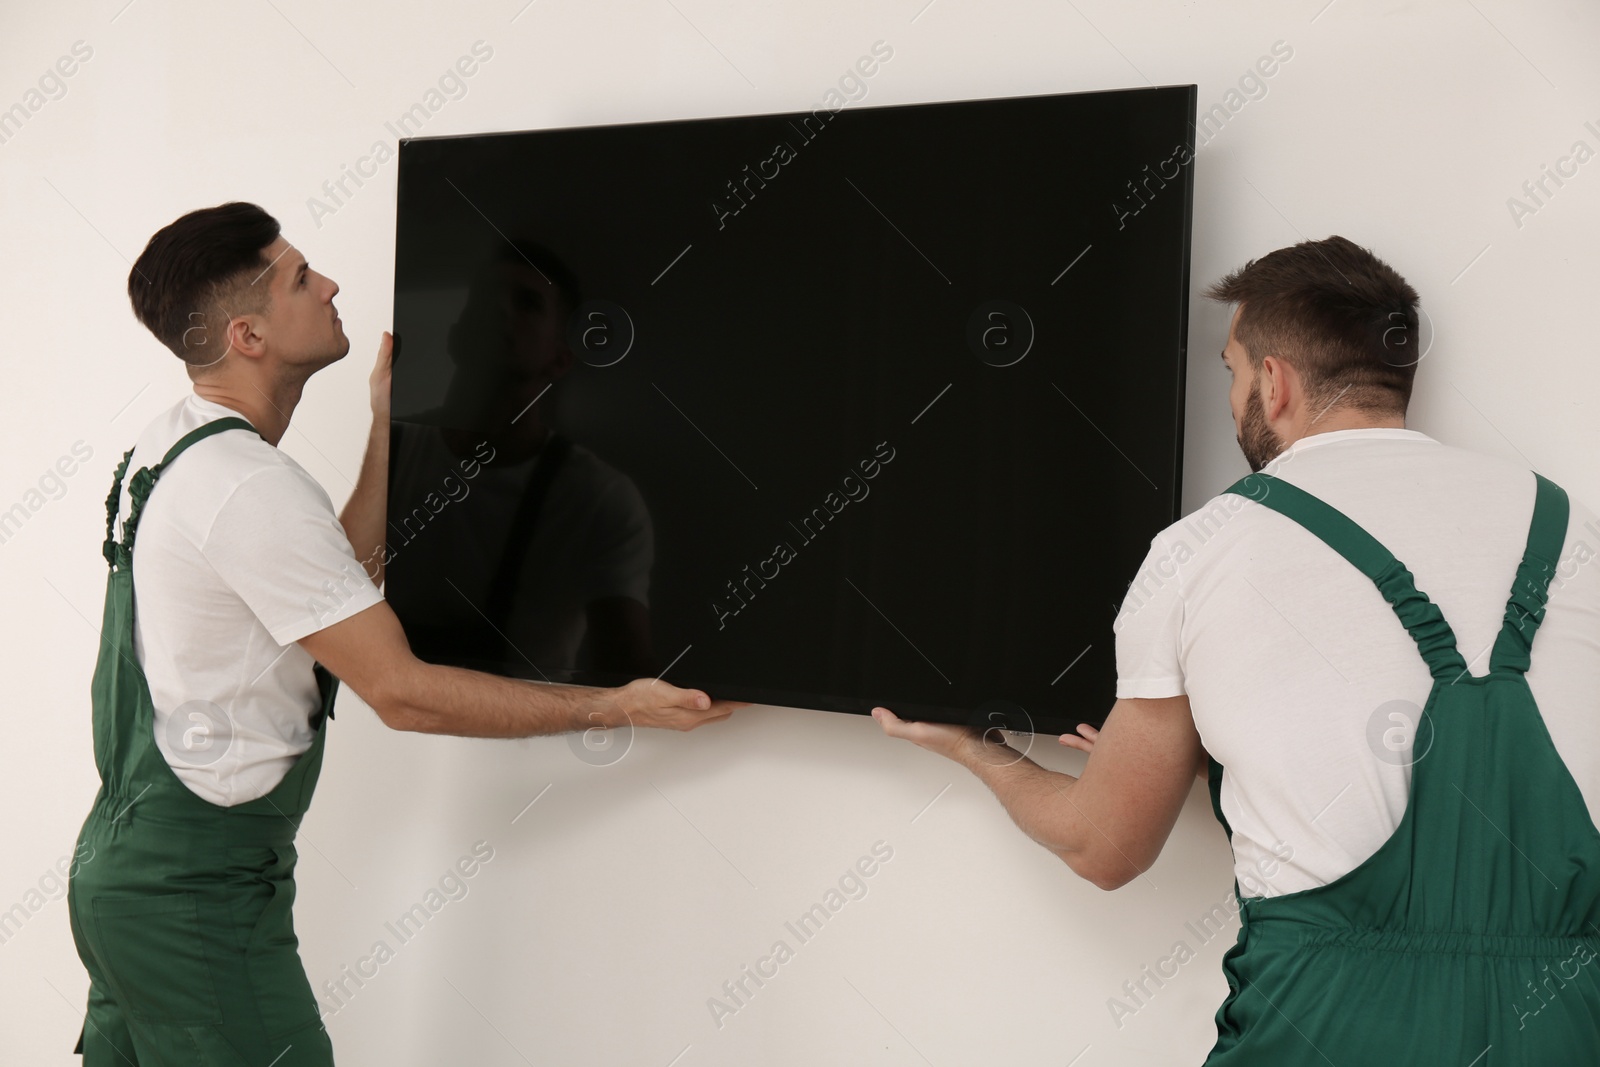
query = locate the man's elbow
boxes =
[351,662,426,733]
[299,602,433,732]
[1063,848,1145,892]
[370,692,422,732]
[1086,868,1139,892]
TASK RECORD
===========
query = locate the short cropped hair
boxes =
[1204,235,1422,416]
[127,201,282,370]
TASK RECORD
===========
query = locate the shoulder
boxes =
[127,401,309,508]
[1566,491,1600,543]
[175,431,337,537]
[137,397,311,490]
[1144,486,1268,566]
[193,428,319,487]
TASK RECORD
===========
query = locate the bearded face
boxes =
[1237,373,1286,473]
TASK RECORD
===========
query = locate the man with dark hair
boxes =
[874,235,1600,1062]
[67,202,741,1065]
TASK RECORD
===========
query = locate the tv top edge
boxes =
[394,82,1200,147]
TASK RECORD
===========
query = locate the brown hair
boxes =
[1203,235,1421,416]
[127,202,282,372]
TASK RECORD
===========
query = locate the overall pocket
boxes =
[90,892,223,1025]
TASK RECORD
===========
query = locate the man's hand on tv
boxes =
[870,706,997,767]
[1058,722,1100,756]
[369,330,392,421]
[599,677,748,731]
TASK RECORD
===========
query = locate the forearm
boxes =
[960,748,1135,888]
[962,751,1087,858]
[875,698,1198,892]
[339,416,389,588]
[389,659,614,738]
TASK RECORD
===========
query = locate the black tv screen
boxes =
[386,84,1195,736]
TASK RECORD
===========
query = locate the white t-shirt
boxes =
[1114,428,1600,897]
[116,393,385,806]
[384,421,652,678]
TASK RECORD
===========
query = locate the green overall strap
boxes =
[1221,471,1469,681]
[101,448,134,568]
[1487,472,1569,675]
[103,416,260,569]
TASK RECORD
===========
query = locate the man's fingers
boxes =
[615,677,757,731]
[369,331,394,417]
[643,678,710,711]
[680,703,739,730]
[373,332,393,376]
[1058,722,1099,753]
[687,702,742,725]
[871,706,917,742]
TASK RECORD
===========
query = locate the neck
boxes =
[1288,408,1405,445]
[192,375,305,447]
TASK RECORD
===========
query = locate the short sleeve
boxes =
[1112,531,1187,699]
[579,475,653,607]
[200,465,385,646]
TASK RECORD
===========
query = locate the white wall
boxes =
[4,1,1598,1064]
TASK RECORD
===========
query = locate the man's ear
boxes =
[1261,355,1293,423]
[223,312,268,361]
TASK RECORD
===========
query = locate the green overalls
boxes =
[67,417,341,1066]
[1204,470,1600,1064]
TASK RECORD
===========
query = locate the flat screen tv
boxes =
[386,83,1196,737]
